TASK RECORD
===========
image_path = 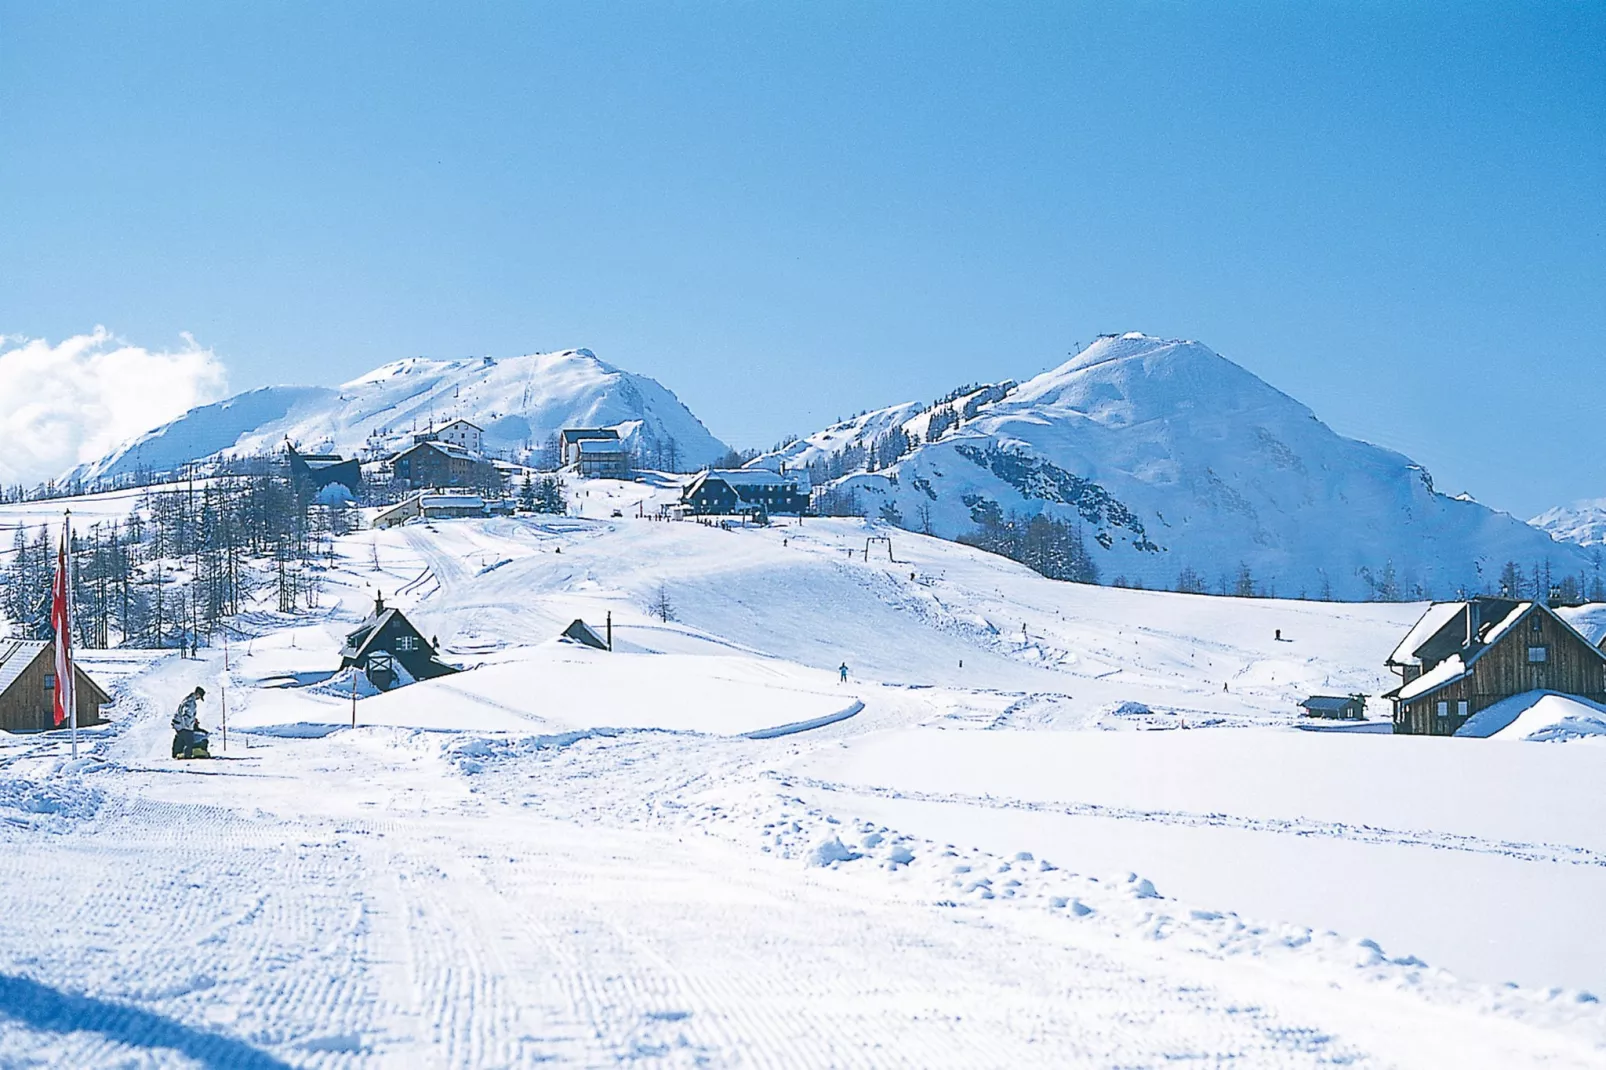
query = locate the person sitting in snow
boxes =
[172,686,206,759]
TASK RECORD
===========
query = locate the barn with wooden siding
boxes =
[1384,598,1606,735]
[0,639,111,733]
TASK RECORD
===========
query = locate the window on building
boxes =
[1436,701,1449,718]
[1531,615,1544,634]
[1528,646,1548,663]
[396,636,418,652]
[1457,700,1469,718]
[42,674,54,691]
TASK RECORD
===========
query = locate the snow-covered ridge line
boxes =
[72,347,730,483]
[763,332,1590,600]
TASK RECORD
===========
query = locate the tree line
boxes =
[2,469,345,651]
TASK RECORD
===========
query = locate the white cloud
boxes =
[0,328,229,487]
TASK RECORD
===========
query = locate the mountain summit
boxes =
[76,348,729,480]
[764,333,1585,599]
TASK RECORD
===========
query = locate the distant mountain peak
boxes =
[76,347,729,481]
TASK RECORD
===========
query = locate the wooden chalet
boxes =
[0,639,111,733]
[391,440,502,492]
[338,597,459,690]
[681,468,811,517]
[1384,597,1606,735]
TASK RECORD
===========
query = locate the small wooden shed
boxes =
[1299,695,1366,720]
[0,639,111,733]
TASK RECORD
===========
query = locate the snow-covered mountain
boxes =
[1531,500,1606,550]
[761,333,1588,600]
[76,348,729,480]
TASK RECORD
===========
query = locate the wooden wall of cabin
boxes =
[0,655,106,732]
[1395,611,1606,735]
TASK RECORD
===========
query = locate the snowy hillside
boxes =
[1532,499,1606,549]
[3,484,1606,1065]
[768,333,1588,599]
[75,348,729,480]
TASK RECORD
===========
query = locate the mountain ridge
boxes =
[757,333,1587,600]
[75,348,730,481]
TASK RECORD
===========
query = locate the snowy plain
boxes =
[0,479,1603,1067]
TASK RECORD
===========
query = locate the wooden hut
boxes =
[0,639,111,732]
[1384,598,1606,735]
[338,597,459,690]
[1298,695,1366,720]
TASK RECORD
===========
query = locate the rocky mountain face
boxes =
[763,333,1588,600]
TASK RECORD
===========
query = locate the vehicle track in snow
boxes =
[781,773,1606,869]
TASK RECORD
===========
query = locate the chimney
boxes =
[1465,599,1480,649]
[375,593,385,615]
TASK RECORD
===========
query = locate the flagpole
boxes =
[66,510,78,762]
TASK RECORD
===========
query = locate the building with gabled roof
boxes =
[414,419,483,454]
[338,596,459,690]
[392,439,502,492]
[1384,597,1606,735]
[1298,695,1366,720]
[559,428,620,464]
[0,639,111,733]
[681,468,811,517]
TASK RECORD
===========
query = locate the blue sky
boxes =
[2,2,1602,515]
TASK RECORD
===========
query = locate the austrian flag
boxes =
[51,520,74,730]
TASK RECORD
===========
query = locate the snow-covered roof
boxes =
[400,440,489,463]
[703,468,808,489]
[1299,695,1360,711]
[437,419,482,432]
[1396,654,1469,702]
[1556,603,1606,648]
[1389,600,1606,704]
[577,438,627,455]
[0,639,48,697]
[1387,602,1466,665]
[419,494,486,510]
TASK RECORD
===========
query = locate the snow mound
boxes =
[1454,691,1606,742]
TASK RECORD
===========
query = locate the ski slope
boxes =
[0,483,1603,1067]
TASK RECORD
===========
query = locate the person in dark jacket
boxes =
[172,686,206,759]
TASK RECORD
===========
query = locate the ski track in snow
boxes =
[0,508,1603,1066]
[777,773,1606,870]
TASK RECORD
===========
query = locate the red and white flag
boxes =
[51,519,74,730]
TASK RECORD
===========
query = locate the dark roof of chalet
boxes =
[1300,695,1361,711]
[683,469,809,497]
[436,418,483,432]
[340,608,407,661]
[1383,599,1606,704]
[560,619,610,650]
[0,639,110,702]
[394,439,493,464]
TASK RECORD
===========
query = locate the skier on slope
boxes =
[171,686,209,759]
[838,663,849,684]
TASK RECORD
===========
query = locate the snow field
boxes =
[0,497,1603,1065]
